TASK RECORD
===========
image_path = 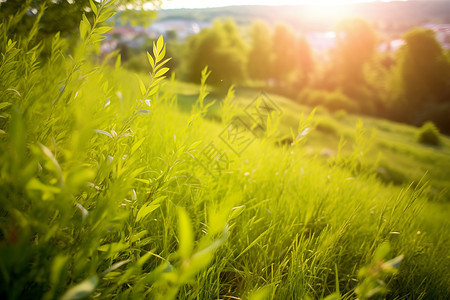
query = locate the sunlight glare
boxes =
[306,1,352,20]
[160,0,377,10]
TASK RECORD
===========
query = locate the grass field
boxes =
[170,80,450,203]
[1,3,450,299]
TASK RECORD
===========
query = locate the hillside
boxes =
[156,1,450,35]
[1,1,450,299]
[167,80,450,203]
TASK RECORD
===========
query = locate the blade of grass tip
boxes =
[60,275,98,300]
[39,143,64,187]
[335,264,340,299]
[101,259,131,277]
[235,227,271,260]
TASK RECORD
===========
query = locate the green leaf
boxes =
[236,228,270,259]
[101,259,131,277]
[229,205,245,220]
[130,230,148,243]
[94,26,112,35]
[156,35,164,53]
[152,42,158,63]
[209,208,230,235]
[26,178,61,200]
[50,255,69,288]
[103,81,109,93]
[0,102,11,110]
[323,293,340,300]
[147,51,155,69]
[200,66,211,82]
[177,207,194,259]
[147,86,159,97]
[136,203,159,222]
[81,14,91,38]
[103,0,114,8]
[131,137,145,154]
[9,106,25,163]
[79,14,88,40]
[115,54,121,70]
[248,286,272,300]
[94,129,113,138]
[156,44,166,63]
[149,77,165,88]
[60,276,98,300]
[154,57,172,71]
[89,0,97,15]
[155,67,169,78]
[39,143,64,185]
[90,35,106,44]
[135,75,146,96]
[334,264,340,297]
[373,242,391,262]
[127,166,147,180]
[152,195,167,204]
[98,242,128,254]
[97,10,116,23]
[179,249,213,283]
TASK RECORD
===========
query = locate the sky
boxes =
[159,0,406,10]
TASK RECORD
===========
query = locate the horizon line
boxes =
[156,0,410,11]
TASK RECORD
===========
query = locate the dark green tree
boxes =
[0,0,159,37]
[397,28,450,106]
[393,28,450,131]
[184,19,247,86]
[247,20,272,81]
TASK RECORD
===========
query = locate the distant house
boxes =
[109,26,147,45]
[306,32,337,55]
[377,24,450,53]
[378,39,405,53]
[148,19,211,41]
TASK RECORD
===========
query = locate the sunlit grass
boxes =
[1,1,449,299]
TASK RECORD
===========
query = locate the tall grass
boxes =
[1,1,449,299]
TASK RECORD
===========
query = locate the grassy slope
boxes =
[2,56,449,299]
[2,2,449,298]
[160,79,450,298]
[171,81,450,203]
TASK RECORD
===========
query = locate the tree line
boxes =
[1,0,449,133]
[175,18,450,134]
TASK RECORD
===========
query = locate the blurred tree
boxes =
[184,19,247,87]
[222,18,246,51]
[315,18,378,114]
[334,18,377,85]
[0,0,160,37]
[397,28,450,106]
[272,23,297,84]
[166,29,178,42]
[392,28,450,130]
[247,20,272,81]
[294,35,314,87]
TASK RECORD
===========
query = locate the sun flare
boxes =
[160,0,375,10]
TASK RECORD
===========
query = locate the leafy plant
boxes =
[355,242,404,300]
[0,1,449,299]
[417,121,441,146]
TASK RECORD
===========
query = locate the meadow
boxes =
[1,1,449,299]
